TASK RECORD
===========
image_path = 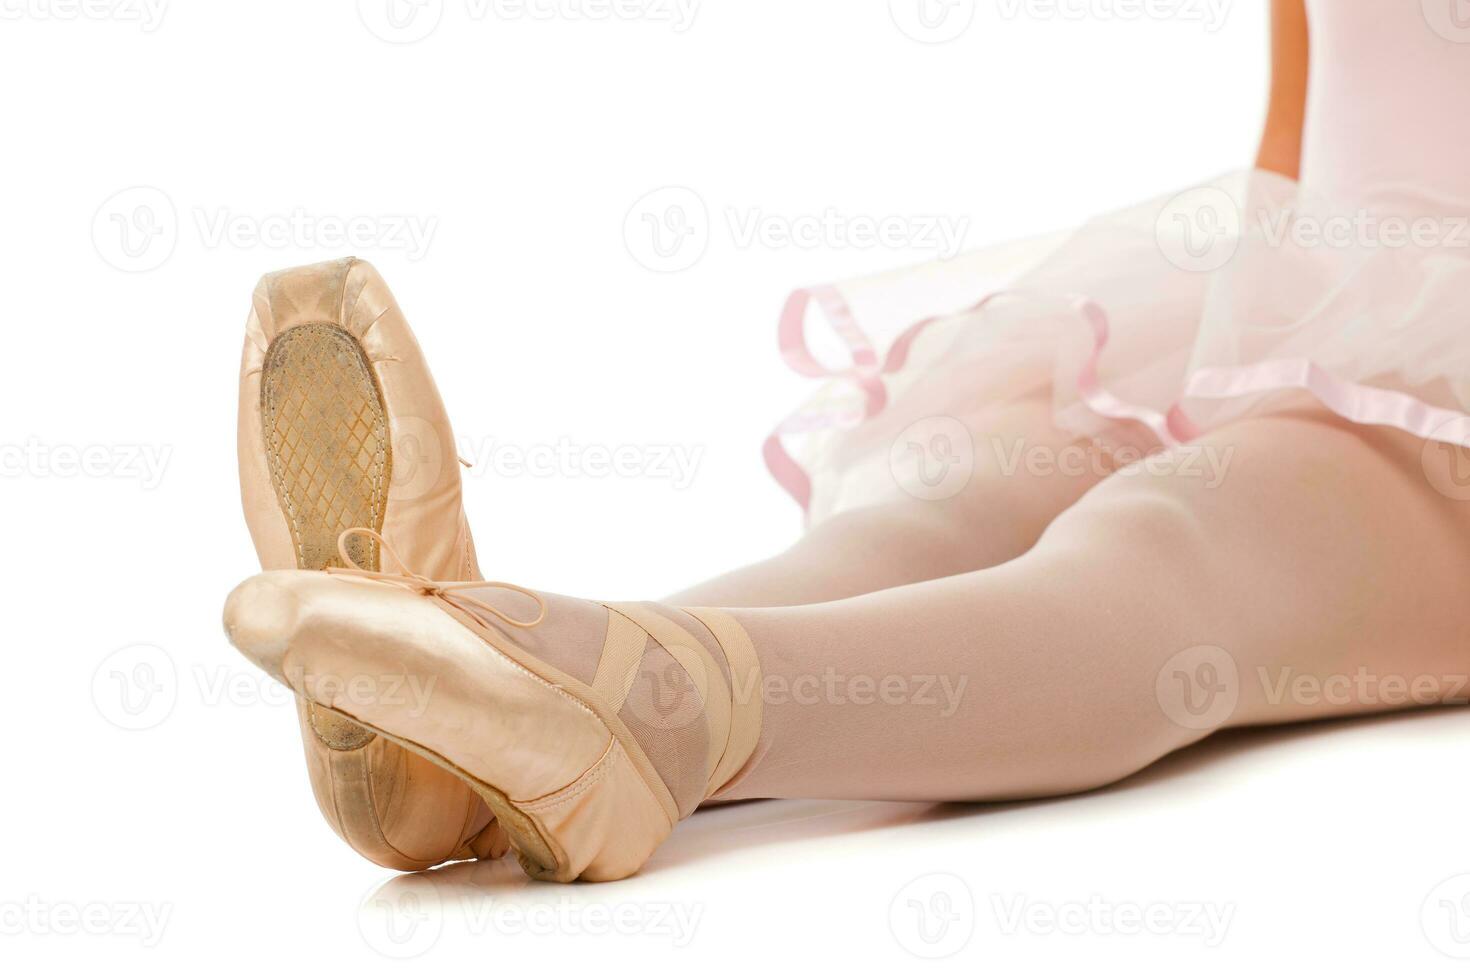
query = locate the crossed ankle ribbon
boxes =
[327,526,548,630]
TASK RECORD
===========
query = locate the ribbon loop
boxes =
[327,527,548,631]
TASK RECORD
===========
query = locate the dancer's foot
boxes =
[236,258,505,871]
[222,529,763,882]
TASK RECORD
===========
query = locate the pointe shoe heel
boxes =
[236,258,503,871]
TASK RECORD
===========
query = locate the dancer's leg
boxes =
[720,408,1470,802]
[668,398,1141,607]
[222,403,1470,880]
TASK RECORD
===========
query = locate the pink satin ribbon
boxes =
[765,283,1470,514]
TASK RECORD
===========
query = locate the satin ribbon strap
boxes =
[682,607,763,799]
[328,526,547,630]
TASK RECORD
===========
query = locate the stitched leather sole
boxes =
[260,322,389,752]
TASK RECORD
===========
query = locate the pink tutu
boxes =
[767,170,1470,522]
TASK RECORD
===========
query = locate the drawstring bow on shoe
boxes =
[327,526,547,630]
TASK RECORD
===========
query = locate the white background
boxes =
[5,0,1470,975]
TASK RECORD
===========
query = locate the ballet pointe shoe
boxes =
[236,257,506,871]
[222,529,764,883]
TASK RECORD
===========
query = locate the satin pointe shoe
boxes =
[223,529,764,882]
[237,257,506,871]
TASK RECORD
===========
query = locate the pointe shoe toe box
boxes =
[222,573,301,678]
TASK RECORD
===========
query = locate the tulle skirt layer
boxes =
[767,170,1470,522]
